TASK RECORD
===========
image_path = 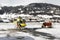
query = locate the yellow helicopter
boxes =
[13,17,26,29]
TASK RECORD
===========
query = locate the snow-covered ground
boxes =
[0,22,60,40]
[0,22,42,30]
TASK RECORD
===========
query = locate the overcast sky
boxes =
[0,0,60,6]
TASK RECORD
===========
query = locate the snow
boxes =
[0,23,16,30]
[36,23,60,40]
[53,15,60,18]
[0,22,59,40]
[25,22,42,28]
[37,15,53,18]
[0,22,43,30]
